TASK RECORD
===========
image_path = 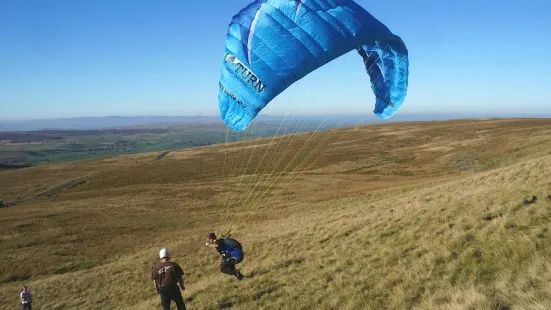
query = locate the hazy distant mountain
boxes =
[0,113,548,132]
[0,116,222,132]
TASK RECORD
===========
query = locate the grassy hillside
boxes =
[0,118,550,309]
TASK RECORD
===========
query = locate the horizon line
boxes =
[2,112,551,122]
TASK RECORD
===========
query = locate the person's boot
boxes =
[236,269,244,280]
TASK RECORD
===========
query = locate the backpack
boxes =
[223,238,242,250]
[221,238,244,261]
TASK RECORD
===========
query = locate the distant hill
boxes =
[0,116,222,132]
[2,113,545,132]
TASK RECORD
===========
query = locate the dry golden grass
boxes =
[1,118,551,309]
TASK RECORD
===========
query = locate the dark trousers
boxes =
[21,303,32,310]
[160,287,186,310]
[220,257,242,277]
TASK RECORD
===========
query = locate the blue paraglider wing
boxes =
[218,0,409,131]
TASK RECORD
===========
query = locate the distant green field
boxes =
[0,121,326,167]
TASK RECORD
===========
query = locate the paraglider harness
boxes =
[217,236,244,264]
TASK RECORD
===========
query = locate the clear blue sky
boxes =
[1,0,550,120]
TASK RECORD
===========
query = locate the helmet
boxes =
[159,248,170,259]
[208,232,216,240]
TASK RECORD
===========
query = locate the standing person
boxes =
[205,232,245,280]
[20,285,32,310]
[151,248,186,310]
